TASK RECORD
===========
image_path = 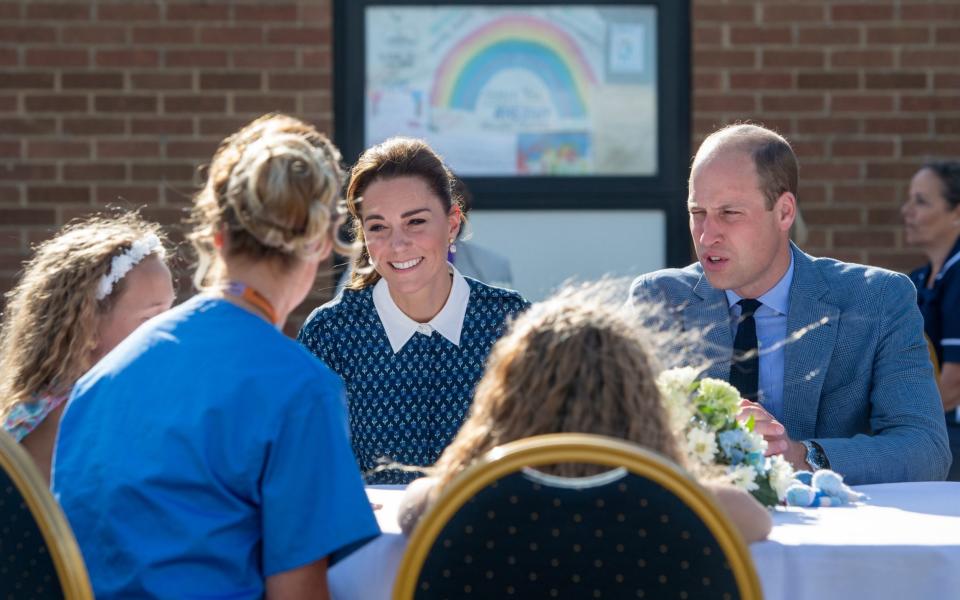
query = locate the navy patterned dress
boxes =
[298,278,527,484]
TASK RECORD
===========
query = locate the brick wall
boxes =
[692,0,960,271]
[2,1,959,330]
[0,0,334,331]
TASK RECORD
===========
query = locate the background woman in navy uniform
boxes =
[299,138,527,484]
[903,161,960,480]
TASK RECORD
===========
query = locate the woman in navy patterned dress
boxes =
[298,138,527,484]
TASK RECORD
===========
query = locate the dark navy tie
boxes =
[729,298,762,402]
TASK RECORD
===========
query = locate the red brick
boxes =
[199,27,263,45]
[693,26,722,46]
[0,164,55,182]
[902,140,960,157]
[831,4,894,21]
[729,73,793,90]
[98,141,161,159]
[730,26,792,44]
[901,5,960,20]
[866,162,924,181]
[834,230,896,247]
[131,118,194,135]
[166,141,219,159]
[199,117,252,136]
[761,95,825,112]
[831,51,894,69]
[763,5,824,22]
[96,49,159,68]
[234,95,298,113]
[868,252,924,272]
[803,163,862,180]
[695,94,757,113]
[791,139,827,159]
[62,25,126,44]
[866,27,928,44]
[27,140,90,159]
[96,186,160,205]
[0,209,56,226]
[0,5,20,19]
[0,26,56,43]
[803,207,863,226]
[25,48,89,67]
[131,73,193,91]
[166,50,227,68]
[27,186,90,204]
[63,164,127,181]
[832,95,894,112]
[0,73,54,90]
[97,4,160,20]
[833,140,895,158]
[0,95,15,112]
[798,72,859,90]
[901,95,960,111]
[0,141,20,159]
[0,118,57,135]
[234,50,297,69]
[301,49,330,69]
[695,50,756,69]
[693,73,722,91]
[0,187,20,204]
[867,208,905,226]
[936,118,960,135]
[865,73,927,90]
[935,27,960,45]
[164,95,227,114]
[300,4,330,23]
[167,5,228,21]
[200,73,261,91]
[763,50,824,68]
[131,164,197,182]
[24,95,88,112]
[268,73,331,91]
[94,95,158,113]
[902,50,960,68]
[834,184,900,204]
[265,27,331,45]
[132,27,196,44]
[934,74,960,89]
[26,3,90,20]
[796,118,860,135]
[62,72,124,90]
[62,118,126,135]
[798,26,861,46]
[0,49,15,67]
[693,4,755,22]
[865,118,929,135]
[235,5,298,21]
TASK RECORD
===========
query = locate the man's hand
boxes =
[737,399,808,469]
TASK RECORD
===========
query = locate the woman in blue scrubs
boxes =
[903,161,960,480]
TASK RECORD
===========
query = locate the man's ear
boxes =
[776,192,797,233]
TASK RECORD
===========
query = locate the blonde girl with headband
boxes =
[298,137,528,484]
[52,114,379,599]
[0,213,174,481]
[398,284,772,543]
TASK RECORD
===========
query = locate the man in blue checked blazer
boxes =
[632,123,949,485]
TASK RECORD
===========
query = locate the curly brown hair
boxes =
[189,113,352,289]
[426,282,685,505]
[0,212,168,417]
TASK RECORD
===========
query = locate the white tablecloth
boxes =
[329,482,960,600]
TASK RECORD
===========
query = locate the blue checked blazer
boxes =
[631,243,950,485]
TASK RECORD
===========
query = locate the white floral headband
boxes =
[95,234,165,301]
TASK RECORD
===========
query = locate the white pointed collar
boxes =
[372,264,471,354]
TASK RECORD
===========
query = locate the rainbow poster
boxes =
[366,6,658,177]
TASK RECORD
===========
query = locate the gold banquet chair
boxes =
[0,430,93,599]
[394,433,762,600]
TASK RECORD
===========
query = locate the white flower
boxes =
[695,378,742,424]
[767,455,796,501]
[685,427,718,465]
[727,464,759,492]
[656,367,699,434]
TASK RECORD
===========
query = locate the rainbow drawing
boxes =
[430,15,598,119]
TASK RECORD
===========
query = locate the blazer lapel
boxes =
[684,273,733,380]
[782,246,840,440]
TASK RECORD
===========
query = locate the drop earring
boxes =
[448,238,457,254]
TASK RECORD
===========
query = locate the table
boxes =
[329,482,960,600]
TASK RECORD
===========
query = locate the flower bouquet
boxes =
[656,367,794,507]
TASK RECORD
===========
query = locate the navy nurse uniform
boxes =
[299,267,527,484]
[910,235,960,481]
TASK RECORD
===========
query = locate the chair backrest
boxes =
[0,430,93,599]
[394,433,762,600]
[926,333,942,380]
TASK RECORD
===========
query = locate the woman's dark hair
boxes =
[922,161,960,210]
[344,137,463,289]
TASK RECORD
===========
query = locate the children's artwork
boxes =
[365,6,658,177]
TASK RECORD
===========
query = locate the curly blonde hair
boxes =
[189,113,352,289]
[426,283,685,504]
[0,212,168,417]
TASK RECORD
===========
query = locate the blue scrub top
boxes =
[53,296,379,599]
[910,235,960,367]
